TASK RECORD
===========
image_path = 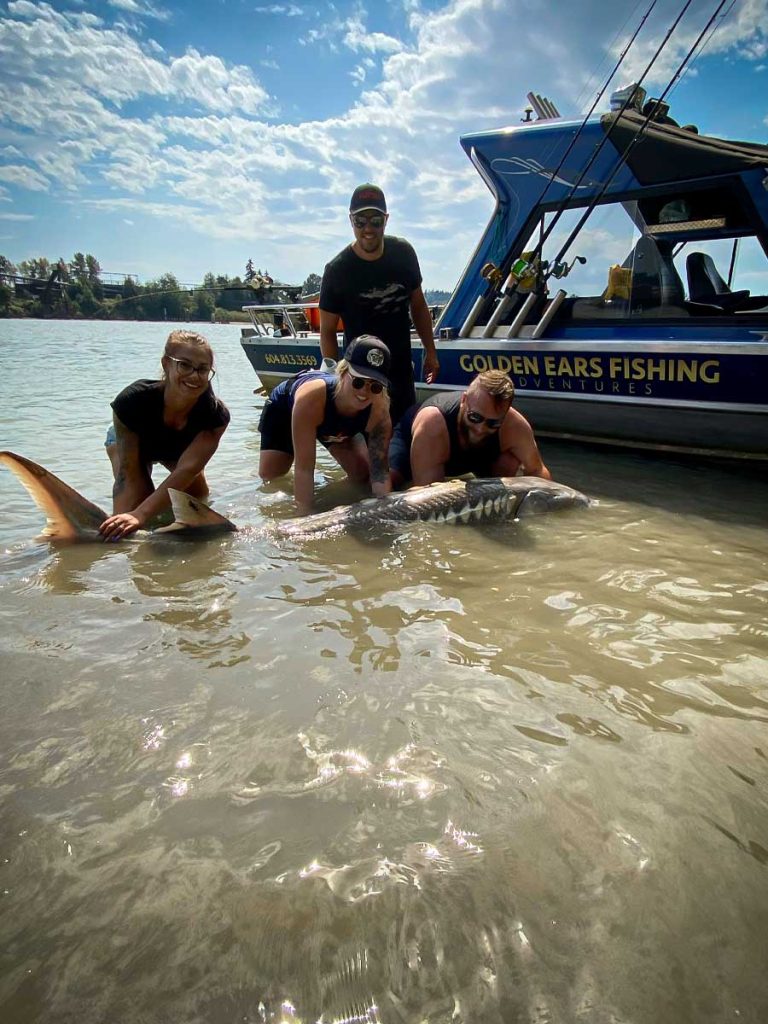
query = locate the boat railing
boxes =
[241,301,319,338]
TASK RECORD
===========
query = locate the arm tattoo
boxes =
[367,424,389,484]
[112,428,129,500]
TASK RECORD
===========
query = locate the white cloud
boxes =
[169,49,269,115]
[2,0,767,286]
[253,4,303,14]
[614,0,768,87]
[0,164,50,191]
[108,0,170,20]
[0,212,35,220]
[343,13,404,55]
[0,4,270,115]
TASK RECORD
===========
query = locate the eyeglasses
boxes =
[351,214,386,229]
[167,355,215,381]
[465,406,504,430]
[351,375,384,395]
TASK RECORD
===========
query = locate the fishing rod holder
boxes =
[531,289,567,340]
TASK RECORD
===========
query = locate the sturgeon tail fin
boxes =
[0,450,108,542]
[157,489,238,535]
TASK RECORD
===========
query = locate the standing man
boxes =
[389,370,550,487]
[319,183,440,424]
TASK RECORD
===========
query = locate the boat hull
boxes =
[241,331,768,460]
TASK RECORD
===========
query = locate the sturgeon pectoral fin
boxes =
[159,489,238,534]
[0,450,108,541]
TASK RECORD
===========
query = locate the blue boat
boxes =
[241,89,768,460]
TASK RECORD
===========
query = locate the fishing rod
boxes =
[528,0,698,269]
[96,282,301,316]
[473,0,695,333]
[544,0,734,280]
[524,0,661,220]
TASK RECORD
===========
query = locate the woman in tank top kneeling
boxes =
[258,335,392,516]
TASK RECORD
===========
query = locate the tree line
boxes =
[0,253,317,322]
[0,254,448,321]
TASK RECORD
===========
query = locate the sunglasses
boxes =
[167,355,215,381]
[351,214,386,229]
[351,376,384,395]
[465,407,504,429]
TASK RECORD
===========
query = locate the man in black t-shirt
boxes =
[319,183,439,424]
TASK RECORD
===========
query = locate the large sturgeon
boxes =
[0,450,589,544]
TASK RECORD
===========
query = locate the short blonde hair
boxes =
[469,370,515,404]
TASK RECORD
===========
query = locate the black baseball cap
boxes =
[344,335,391,387]
[349,183,387,216]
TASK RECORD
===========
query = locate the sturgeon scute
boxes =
[273,477,590,538]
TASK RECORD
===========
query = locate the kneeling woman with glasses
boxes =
[258,335,392,516]
[100,330,230,541]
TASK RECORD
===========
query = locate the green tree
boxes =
[301,272,322,296]
[66,279,100,317]
[0,255,16,282]
[0,281,12,314]
[139,273,191,321]
[193,289,215,321]
[70,252,87,282]
[85,254,101,283]
[245,258,255,282]
[218,275,246,312]
[19,257,51,279]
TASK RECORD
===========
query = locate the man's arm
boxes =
[409,406,451,485]
[319,309,341,361]
[291,380,326,514]
[497,409,551,479]
[365,397,392,497]
[409,287,439,384]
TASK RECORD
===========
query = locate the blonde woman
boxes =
[258,335,392,515]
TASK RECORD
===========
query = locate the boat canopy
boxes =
[603,111,768,185]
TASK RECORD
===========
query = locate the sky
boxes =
[0,0,766,291]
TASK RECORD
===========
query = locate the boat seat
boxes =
[686,252,768,312]
[626,235,688,315]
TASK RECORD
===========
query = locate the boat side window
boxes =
[500,186,768,326]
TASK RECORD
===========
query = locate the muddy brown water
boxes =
[1,321,767,1023]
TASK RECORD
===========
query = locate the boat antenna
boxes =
[544,0,735,278]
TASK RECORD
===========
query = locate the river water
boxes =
[1,319,767,1024]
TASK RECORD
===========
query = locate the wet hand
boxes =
[423,353,440,384]
[99,512,142,541]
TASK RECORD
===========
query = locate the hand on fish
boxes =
[99,512,143,541]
